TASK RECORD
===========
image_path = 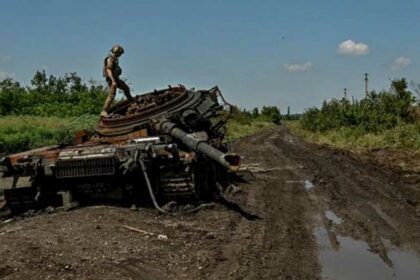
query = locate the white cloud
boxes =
[0,70,14,80]
[283,62,312,72]
[391,56,411,70]
[337,39,369,56]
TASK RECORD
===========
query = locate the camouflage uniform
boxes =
[102,46,134,114]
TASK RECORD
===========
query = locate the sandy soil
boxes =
[0,126,419,279]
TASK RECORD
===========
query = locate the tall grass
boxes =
[288,120,420,151]
[227,120,276,140]
[0,115,97,153]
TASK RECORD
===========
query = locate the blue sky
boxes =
[0,0,418,113]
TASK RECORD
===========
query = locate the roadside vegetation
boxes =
[288,78,420,151]
[0,71,104,153]
[0,71,281,154]
[288,121,420,150]
[0,115,97,153]
[0,71,106,117]
[226,106,280,139]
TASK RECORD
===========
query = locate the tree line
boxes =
[229,106,282,125]
[0,70,107,117]
[0,70,283,124]
[300,78,419,133]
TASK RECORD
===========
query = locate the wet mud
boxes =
[0,125,419,279]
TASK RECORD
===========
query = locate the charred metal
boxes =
[0,85,239,213]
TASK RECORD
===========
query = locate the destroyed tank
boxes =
[0,85,240,213]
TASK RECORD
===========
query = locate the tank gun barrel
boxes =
[161,121,240,171]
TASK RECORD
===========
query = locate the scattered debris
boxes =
[45,206,55,214]
[239,163,281,173]
[162,201,178,212]
[122,225,170,241]
[56,201,80,212]
[226,185,242,194]
[122,225,155,236]
[157,234,168,241]
[3,218,13,224]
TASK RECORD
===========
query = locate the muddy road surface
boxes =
[1,126,420,279]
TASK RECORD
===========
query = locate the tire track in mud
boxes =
[273,127,420,255]
[218,125,420,279]
[267,126,420,278]
[214,129,321,279]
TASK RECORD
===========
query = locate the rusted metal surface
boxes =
[95,85,189,137]
[0,85,239,213]
[6,145,61,166]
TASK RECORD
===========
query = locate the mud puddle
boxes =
[314,227,420,279]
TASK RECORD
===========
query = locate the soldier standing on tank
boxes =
[101,44,135,118]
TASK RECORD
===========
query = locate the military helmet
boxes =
[111,44,124,55]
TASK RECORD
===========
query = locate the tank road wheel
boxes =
[156,160,217,203]
[4,187,38,214]
[193,160,217,202]
[158,164,196,202]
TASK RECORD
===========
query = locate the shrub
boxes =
[0,71,107,117]
[230,105,281,125]
[0,115,97,153]
[301,79,416,133]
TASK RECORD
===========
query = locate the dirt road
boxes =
[1,126,420,279]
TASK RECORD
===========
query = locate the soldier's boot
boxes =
[123,90,135,102]
[100,111,109,118]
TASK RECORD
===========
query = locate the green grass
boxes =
[0,115,98,153]
[287,120,420,151]
[226,120,276,140]
[0,116,275,154]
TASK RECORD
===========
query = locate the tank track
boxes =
[4,187,38,214]
[158,165,197,202]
